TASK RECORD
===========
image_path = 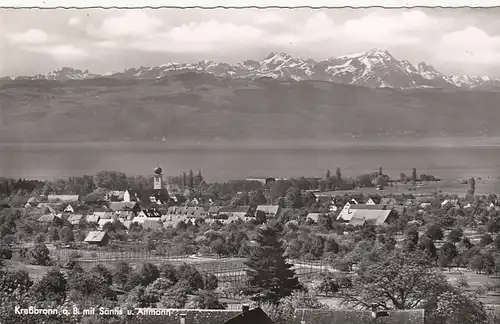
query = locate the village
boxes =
[0,166,500,324]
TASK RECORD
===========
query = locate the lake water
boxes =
[1,142,500,182]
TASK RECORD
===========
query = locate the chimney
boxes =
[180,313,186,324]
[242,304,250,313]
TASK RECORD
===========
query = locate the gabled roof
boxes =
[84,231,107,242]
[108,202,138,212]
[86,214,100,223]
[47,195,79,202]
[98,219,114,227]
[38,214,58,223]
[307,212,322,222]
[219,206,251,214]
[368,196,382,204]
[67,214,84,224]
[347,209,393,226]
[349,204,385,210]
[93,211,114,219]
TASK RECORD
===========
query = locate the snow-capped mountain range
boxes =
[6,48,500,90]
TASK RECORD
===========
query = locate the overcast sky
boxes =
[2,8,500,77]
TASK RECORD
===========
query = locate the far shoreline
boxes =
[1,136,500,150]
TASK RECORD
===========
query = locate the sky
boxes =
[2,8,500,77]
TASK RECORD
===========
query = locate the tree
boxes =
[90,264,113,285]
[203,273,218,291]
[333,167,342,187]
[284,187,303,209]
[176,263,204,292]
[113,261,132,288]
[140,263,160,286]
[188,170,194,188]
[182,172,187,188]
[32,268,66,303]
[244,224,301,304]
[343,248,488,324]
[426,223,444,241]
[26,243,51,266]
[325,170,331,181]
[412,168,417,183]
[438,242,458,269]
[185,290,225,309]
[159,263,179,283]
[447,228,463,243]
[59,226,75,244]
[210,238,228,258]
[479,233,493,247]
[485,218,500,233]
[468,177,476,195]
[379,166,383,176]
[400,172,407,183]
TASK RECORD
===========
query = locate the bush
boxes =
[26,243,52,266]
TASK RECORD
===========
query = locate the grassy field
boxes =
[321,179,500,196]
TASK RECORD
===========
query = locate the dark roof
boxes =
[223,307,274,324]
[368,196,382,204]
[108,202,138,211]
[219,206,251,214]
[350,204,386,210]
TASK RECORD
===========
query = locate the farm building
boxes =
[347,209,395,226]
[219,206,253,218]
[67,214,84,225]
[137,209,162,218]
[84,231,109,246]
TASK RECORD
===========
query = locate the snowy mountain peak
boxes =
[7,49,500,90]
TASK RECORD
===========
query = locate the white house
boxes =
[64,204,75,213]
[124,190,139,203]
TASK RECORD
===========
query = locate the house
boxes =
[137,209,162,218]
[47,195,79,203]
[441,199,458,208]
[124,189,140,202]
[306,212,322,223]
[108,202,140,214]
[86,214,100,224]
[116,210,135,221]
[219,206,252,219]
[92,211,115,220]
[84,231,110,246]
[420,202,432,209]
[141,218,163,231]
[366,197,382,205]
[337,204,388,222]
[64,204,76,213]
[347,209,395,226]
[105,190,125,202]
[67,214,84,225]
[98,218,114,229]
[207,206,222,217]
[37,213,62,223]
[25,197,38,208]
[222,306,274,324]
[256,205,281,217]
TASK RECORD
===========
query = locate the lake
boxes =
[1,142,500,184]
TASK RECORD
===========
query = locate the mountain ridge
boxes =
[5,48,500,90]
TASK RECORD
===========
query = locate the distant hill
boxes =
[0,72,499,143]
